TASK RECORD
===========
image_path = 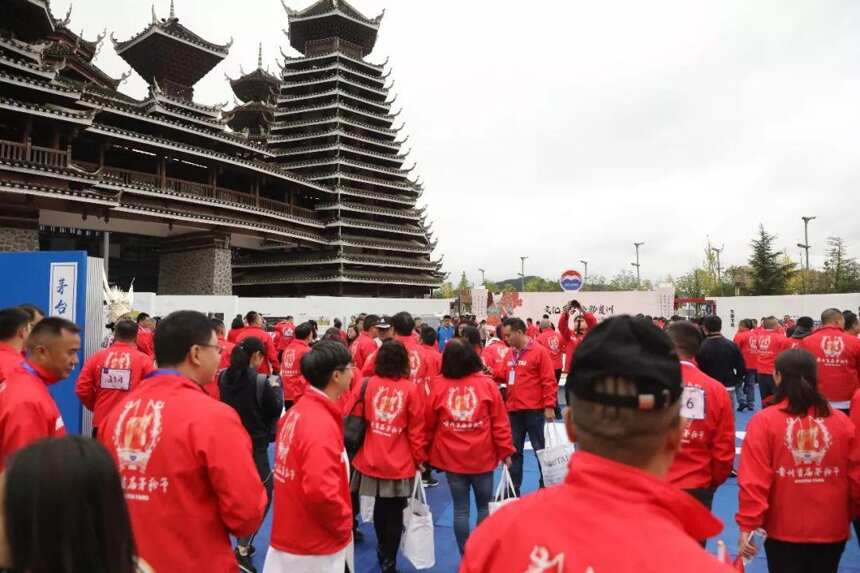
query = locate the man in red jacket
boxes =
[754,316,786,405]
[236,311,279,375]
[419,326,442,378]
[499,317,557,494]
[76,319,154,437]
[0,317,79,472]
[98,311,266,573]
[265,340,355,572]
[525,318,540,340]
[0,307,30,382]
[665,321,735,536]
[350,314,380,371]
[733,319,758,412]
[461,316,732,573]
[536,320,564,380]
[482,324,510,389]
[802,308,860,412]
[135,313,155,359]
[280,322,313,409]
[272,315,295,359]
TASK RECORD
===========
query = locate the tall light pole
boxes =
[631,242,644,288]
[518,256,528,292]
[478,268,486,286]
[580,260,588,285]
[710,245,723,295]
[796,216,816,294]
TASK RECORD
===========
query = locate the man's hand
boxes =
[738,530,758,559]
[418,463,426,473]
[502,457,512,468]
[544,407,556,422]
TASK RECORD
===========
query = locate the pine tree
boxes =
[748,225,796,295]
[823,237,860,293]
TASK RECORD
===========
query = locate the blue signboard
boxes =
[0,251,91,434]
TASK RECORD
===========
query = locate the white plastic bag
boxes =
[359,495,375,523]
[489,464,518,514]
[536,423,575,487]
[401,472,435,569]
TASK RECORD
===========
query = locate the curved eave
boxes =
[234,272,440,288]
[0,70,80,99]
[0,179,117,206]
[113,21,230,59]
[233,254,439,271]
[324,218,426,237]
[0,96,94,125]
[287,9,380,55]
[0,54,57,80]
[230,71,279,103]
[282,51,385,74]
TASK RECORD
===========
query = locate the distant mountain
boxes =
[490,276,541,289]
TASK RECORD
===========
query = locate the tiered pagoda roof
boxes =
[0,0,443,297]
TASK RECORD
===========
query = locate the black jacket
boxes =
[696,334,745,389]
[219,367,283,448]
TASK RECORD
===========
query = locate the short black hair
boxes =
[443,315,451,320]
[666,321,703,357]
[210,318,225,333]
[0,307,30,340]
[844,311,858,331]
[503,317,526,333]
[441,338,484,379]
[391,311,415,336]
[294,322,313,341]
[113,320,138,342]
[136,313,150,323]
[26,317,80,352]
[821,308,842,325]
[6,436,136,573]
[702,315,722,333]
[245,311,260,325]
[458,325,482,348]
[286,315,294,321]
[420,325,437,346]
[153,310,215,366]
[363,314,380,332]
[796,316,814,330]
[333,318,342,329]
[18,304,45,322]
[374,339,410,379]
[301,340,352,390]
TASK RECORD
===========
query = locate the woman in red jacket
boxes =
[737,348,860,573]
[426,338,514,555]
[348,340,427,573]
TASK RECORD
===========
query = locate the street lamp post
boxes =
[710,245,723,296]
[478,268,486,286]
[519,256,528,292]
[796,216,816,294]
[631,242,644,288]
[580,260,588,285]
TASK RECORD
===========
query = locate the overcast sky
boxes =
[60,0,860,286]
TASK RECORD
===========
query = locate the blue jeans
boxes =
[739,370,757,408]
[446,471,494,555]
[509,409,546,494]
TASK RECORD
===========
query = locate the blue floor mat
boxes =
[251,396,860,572]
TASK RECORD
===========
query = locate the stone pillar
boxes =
[157,233,232,295]
[0,207,39,252]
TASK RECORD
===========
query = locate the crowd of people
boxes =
[0,299,858,572]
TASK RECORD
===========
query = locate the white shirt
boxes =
[263,542,353,573]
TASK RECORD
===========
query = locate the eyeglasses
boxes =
[196,343,223,355]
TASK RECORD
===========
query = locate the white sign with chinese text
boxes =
[50,262,77,322]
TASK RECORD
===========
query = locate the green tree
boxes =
[609,269,642,291]
[748,225,797,295]
[823,236,860,293]
[433,281,455,298]
[581,274,610,291]
[525,276,562,292]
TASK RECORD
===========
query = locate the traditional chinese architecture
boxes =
[0,0,443,297]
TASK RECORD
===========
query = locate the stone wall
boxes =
[158,246,232,295]
[0,227,39,252]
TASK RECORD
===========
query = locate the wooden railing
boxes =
[0,139,68,168]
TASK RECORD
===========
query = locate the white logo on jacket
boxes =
[758,335,771,351]
[274,410,300,481]
[447,385,478,422]
[372,386,404,423]
[113,399,165,472]
[784,416,832,466]
[821,336,845,359]
[105,351,131,370]
[524,546,574,573]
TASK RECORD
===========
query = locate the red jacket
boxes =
[461,451,731,573]
[0,342,23,382]
[0,360,66,472]
[227,327,244,343]
[536,330,564,371]
[667,361,735,490]
[733,329,756,371]
[753,328,785,375]
[362,335,432,394]
[273,320,296,352]
[801,325,860,404]
[426,372,515,474]
[236,326,280,374]
[280,339,311,402]
[481,340,510,385]
[136,327,154,359]
[348,375,426,479]
[526,324,540,340]
[737,401,860,542]
[75,341,155,428]
[270,387,352,555]
[422,344,442,381]
[495,341,557,411]
[204,337,235,401]
[557,311,585,373]
[350,332,377,371]
[99,371,267,573]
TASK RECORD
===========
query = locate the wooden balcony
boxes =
[0,139,69,169]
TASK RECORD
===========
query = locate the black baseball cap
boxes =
[376,317,392,330]
[566,315,682,411]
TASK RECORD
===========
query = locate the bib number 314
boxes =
[100,368,131,390]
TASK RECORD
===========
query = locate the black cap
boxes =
[376,317,392,330]
[567,315,682,411]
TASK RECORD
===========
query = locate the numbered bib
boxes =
[507,369,516,387]
[100,368,131,391]
[681,386,705,420]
